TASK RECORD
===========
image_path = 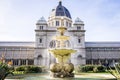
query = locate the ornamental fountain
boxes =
[49,19,76,78]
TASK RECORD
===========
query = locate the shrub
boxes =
[76,65,106,73]
[16,66,25,71]
[82,65,94,72]
[9,66,14,71]
[15,65,42,73]
[93,67,98,72]
[87,65,95,71]
[25,66,42,73]
[96,65,105,72]
[75,65,82,72]
[77,65,94,72]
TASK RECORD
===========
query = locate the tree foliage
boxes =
[0,61,13,80]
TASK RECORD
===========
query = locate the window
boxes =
[78,55,82,58]
[52,22,54,26]
[40,26,43,30]
[56,21,59,26]
[28,59,34,65]
[39,38,42,43]
[66,21,68,27]
[69,23,71,27]
[77,26,81,30]
[0,48,5,50]
[78,39,81,43]
[21,59,26,65]
[49,40,56,48]
[86,59,92,64]
[58,8,62,10]
[13,59,19,65]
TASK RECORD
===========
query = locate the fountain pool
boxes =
[5,73,116,80]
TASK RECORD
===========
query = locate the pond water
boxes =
[5,73,116,80]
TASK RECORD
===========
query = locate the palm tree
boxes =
[107,63,120,80]
[0,61,14,80]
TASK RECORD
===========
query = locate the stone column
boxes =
[105,59,108,64]
[18,59,21,66]
[98,59,101,65]
[113,59,115,64]
[34,58,38,66]
[26,59,28,65]
[91,59,93,65]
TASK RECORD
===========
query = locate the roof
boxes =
[85,42,120,47]
[74,17,84,24]
[0,41,120,48]
[0,41,35,47]
[36,17,47,25]
[52,1,71,19]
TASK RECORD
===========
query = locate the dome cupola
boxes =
[36,17,47,25]
[36,17,47,30]
[55,1,71,19]
[74,17,84,24]
[48,1,72,27]
[73,17,84,30]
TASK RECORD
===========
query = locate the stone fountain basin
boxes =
[5,73,116,80]
[53,36,70,40]
[49,49,76,56]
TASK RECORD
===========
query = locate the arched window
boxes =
[65,40,71,48]
[38,55,42,58]
[49,40,56,48]
[78,55,82,59]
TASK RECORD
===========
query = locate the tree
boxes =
[0,61,13,80]
[108,63,120,80]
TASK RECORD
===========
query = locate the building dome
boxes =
[36,16,47,25]
[75,17,81,22]
[51,1,71,19]
[74,17,84,24]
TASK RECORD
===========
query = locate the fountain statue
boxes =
[49,18,76,78]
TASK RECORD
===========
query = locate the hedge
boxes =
[76,65,106,73]
[15,65,42,73]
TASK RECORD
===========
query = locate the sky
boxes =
[0,0,120,42]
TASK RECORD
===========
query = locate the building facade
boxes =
[0,1,120,67]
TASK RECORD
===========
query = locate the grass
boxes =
[13,71,25,74]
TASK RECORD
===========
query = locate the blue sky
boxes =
[0,0,120,41]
